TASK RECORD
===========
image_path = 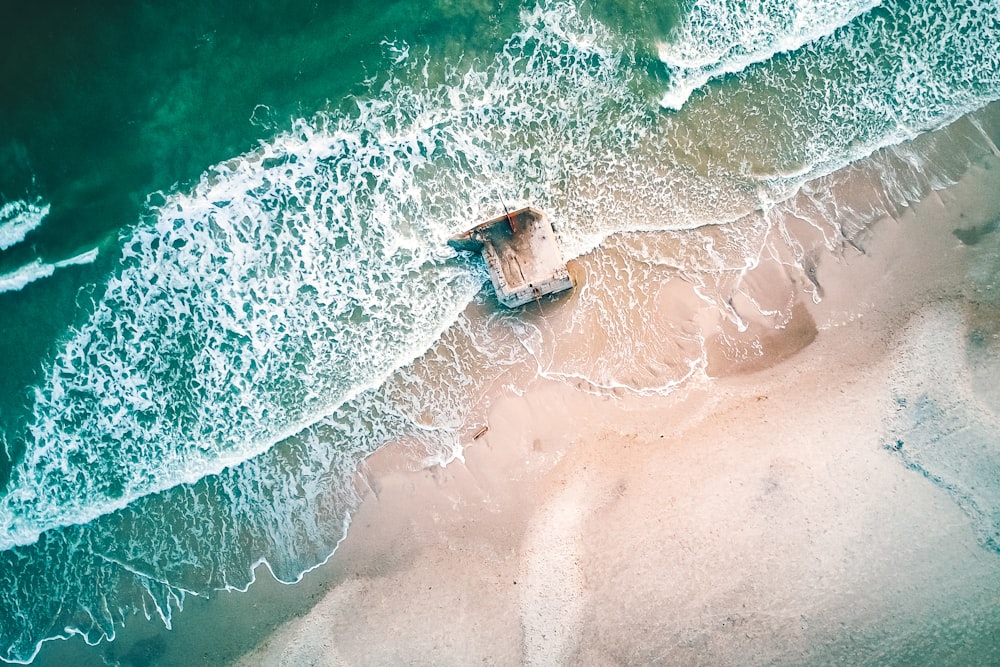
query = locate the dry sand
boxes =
[229,149,1000,663]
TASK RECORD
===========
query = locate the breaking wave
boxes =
[0,200,48,252]
[658,0,880,109]
[0,249,99,295]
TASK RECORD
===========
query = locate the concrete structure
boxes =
[449,207,575,308]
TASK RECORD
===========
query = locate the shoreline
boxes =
[25,110,1000,666]
[229,138,1000,663]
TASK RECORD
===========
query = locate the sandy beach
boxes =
[219,120,1000,665]
[26,113,1000,667]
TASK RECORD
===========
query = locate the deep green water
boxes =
[1,0,999,663]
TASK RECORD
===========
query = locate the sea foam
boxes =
[0,199,49,251]
[657,0,881,110]
[0,248,99,295]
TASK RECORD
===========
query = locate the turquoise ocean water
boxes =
[1,0,999,662]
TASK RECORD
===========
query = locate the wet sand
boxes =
[229,145,1000,663]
